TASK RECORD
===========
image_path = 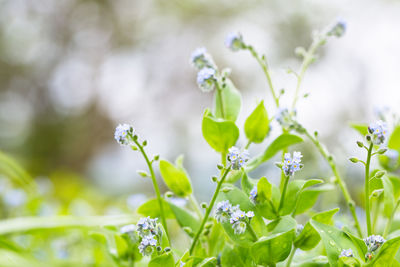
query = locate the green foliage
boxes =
[202,109,239,153]
[214,79,242,122]
[244,100,270,143]
[159,157,192,197]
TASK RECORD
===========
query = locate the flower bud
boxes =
[142,140,147,146]
[211,176,218,182]
[357,141,364,148]
[137,170,149,177]
[374,171,386,179]
[165,191,174,198]
[164,247,171,252]
[349,157,359,163]
[377,148,388,154]
[222,187,232,193]
[217,164,224,170]
[201,202,208,209]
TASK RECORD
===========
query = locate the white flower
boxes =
[368,120,388,145]
[114,124,135,146]
[227,147,250,170]
[196,67,216,92]
[282,151,303,177]
[339,248,353,258]
[138,234,157,256]
[225,32,245,51]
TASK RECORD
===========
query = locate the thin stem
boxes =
[280,148,288,193]
[286,246,297,267]
[245,45,279,107]
[221,152,227,167]
[189,194,203,219]
[189,166,231,255]
[383,199,400,238]
[134,140,169,239]
[302,129,363,237]
[291,37,325,110]
[245,140,252,150]
[365,142,374,236]
[246,222,258,241]
[278,175,290,213]
[216,84,225,119]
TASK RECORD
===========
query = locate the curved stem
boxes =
[365,142,374,236]
[302,129,363,237]
[245,45,279,107]
[134,140,169,239]
[245,140,252,150]
[189,194,203,219]
[278,175,290,212]
[383,199,400,238]
[189,166,231,255]
[286,246,297,267]
[246,222,258,241]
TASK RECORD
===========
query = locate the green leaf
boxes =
[0,215,138,235]
[214,79,242,122]
[280,179,323,216]
[167,201,200,234]
[241,171,256,195]
[251,227,295,265]
[114,233,128,257]
[350,123,368,136]
[338,256,361,267]
[389,176,400,200]
[294,208,339,251]
[244,100,270,143]
[159,158,192,197]
[137,198,174,219]
[365,236,400,266]
[148,252,175,267]
[257,177,272,202]
[383,175,395,217]
[310,220,363,267]
[0,151,37,194]
[294,184,334,215]
[202,109,239,153]
[197,257,217,267]
[221,245,254,267]
[389,126,400,151]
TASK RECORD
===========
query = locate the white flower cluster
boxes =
[227,146,250,170]
[368,120,388,145]
[114,124,135,146]
[215,200,254,235]
[339,248,353,258]
[364,235,385,252]
[120,216,162,256]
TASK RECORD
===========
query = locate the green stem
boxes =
[246,221,258,241]
[134,140,169,239]
[221,152,227,167]
[278,175,290,212]
[303,129,363,237]
[189,194,203,219]
[246,45,279,107]
[383,199,400,238]
[189,166,231,255]
[216,83,225,119]
[245,140,252,150]
[286,246,297,267]
[365,142,374,236]
[291,37,325,110]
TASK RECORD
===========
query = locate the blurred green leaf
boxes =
[114,233,128,257]
[221,245,253,267]
[159,158,192,197]
[244,100,269,143]
[257,177,272,202]
[383,175,395,217]
[0,151,37,194]
[137,198,174,219]
[148,252,175,267]
[197,257,217,267]
[167,201,200,234]
[338,256,361,267]
[214,79,242,122]
[0,215,137,234]
[202,109,239,153]
[350,123,368,136]
[388,126,400,151]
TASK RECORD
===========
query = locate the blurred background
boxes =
[1,0,400,212]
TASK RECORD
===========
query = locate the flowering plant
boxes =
[1,20,400,267]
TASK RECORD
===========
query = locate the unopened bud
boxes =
[137,170,149,177]
[357,141,364,148]
[131,146,138,151]
[217,164,224,170]
[375,171,386,179]
[222,187,232,193]
[377,148,388,154]
[349,157,359,163]
[153,155,160,161]
[142,140,147,146]
[165,191,174,198]
[211,176,218,182]
[156,246,162,252]
[201,202,208,209]
[164,247,171,252]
